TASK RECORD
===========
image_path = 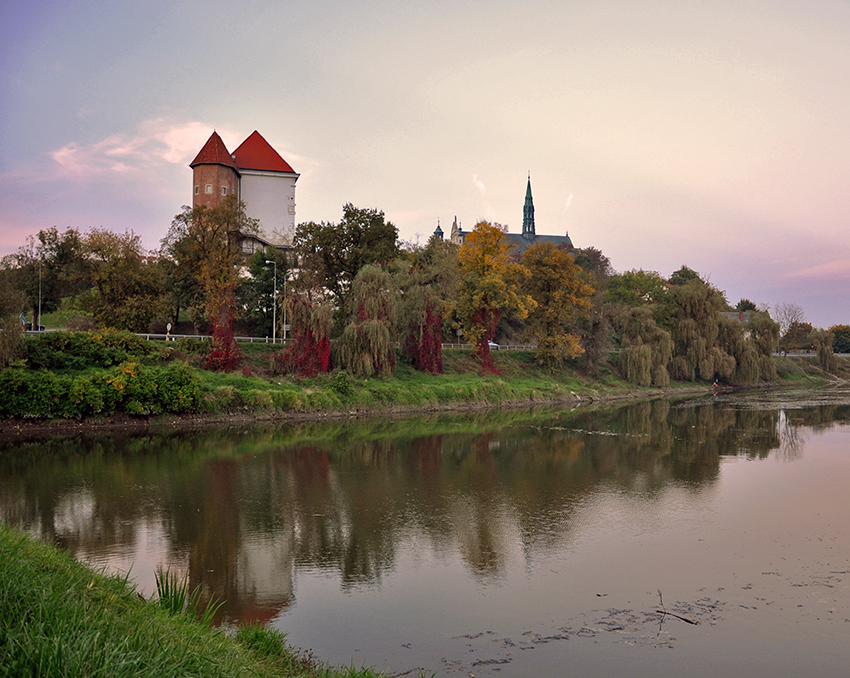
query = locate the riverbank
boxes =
[1,335,847,438]
[0,522,383,678]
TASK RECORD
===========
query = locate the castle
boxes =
[190,131,299,252]
[434,177,573,252]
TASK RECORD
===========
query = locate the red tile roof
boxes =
[189,131,238,169]
[232,130,295,173]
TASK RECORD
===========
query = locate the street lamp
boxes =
[265,259,277,343]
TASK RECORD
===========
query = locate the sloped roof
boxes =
[232,130,296,173]
[189,131,238,169]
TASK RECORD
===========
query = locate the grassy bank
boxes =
[1,330,847,423]
[0,523,383,678]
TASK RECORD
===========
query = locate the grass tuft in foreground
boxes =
[0,523,384,678]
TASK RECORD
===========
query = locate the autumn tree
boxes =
[338,265,396,377]
[293,204,399,314]
[783,321,813,352]
[163,196,259,369]
[456,221,535,373]
[395,237,460,373]
[74,228,168,331]
[278,293,333,377]
[521,242,594,369]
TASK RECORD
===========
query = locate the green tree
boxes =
[338,265,396,377]
[615,306,672,387]
[668,265,701,287]
[736,298,758,312]
[237,248,290,337]
[828,324,850,354]
[605,269,670,307]
[456,221,535,373]
[810,328,837,373]
[1,226,84,327]
[573,247,615,375]
[395,238,460,373]
[784,321,814,352]
[0,272,25,368]
[293,204,399,313]
[521,242,594,369]
[75,229,168,331]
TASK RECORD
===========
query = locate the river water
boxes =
[2,387,850,676]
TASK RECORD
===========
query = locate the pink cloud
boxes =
[49,119,229,180]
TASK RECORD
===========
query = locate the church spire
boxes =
[522,174,535,240]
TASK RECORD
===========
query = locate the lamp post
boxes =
[282,272,288,341]
[265,259,277,343]
[38,258,42,332]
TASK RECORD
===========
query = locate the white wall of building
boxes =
[240,170,298,247]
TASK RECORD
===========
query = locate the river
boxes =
[2,387,850,676]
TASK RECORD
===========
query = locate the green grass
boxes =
[0,523,384,678]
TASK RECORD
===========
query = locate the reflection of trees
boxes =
[4,393,846,625]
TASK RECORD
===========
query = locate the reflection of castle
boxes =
[190,131,299,252]
[433,177,573,252]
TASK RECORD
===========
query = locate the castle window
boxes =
[221,186,227,196]
[205,184,213,194]
[194,185,199,195]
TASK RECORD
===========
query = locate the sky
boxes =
[2,0,849,328]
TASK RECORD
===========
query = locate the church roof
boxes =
[232,131,296,173]
[189,131,237,169]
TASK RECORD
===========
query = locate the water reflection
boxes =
[1,389,849,629]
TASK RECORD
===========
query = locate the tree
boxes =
[615,306,672,387]
[338,265,396,377]
[572,247,615,375]
[395,238,460,374]
[237,248,290,337]
[455,221,535,373]
[2,226,84,327]
[783,321,814,352]
[774,302,806,354]
[293,204,399,313]
[667,278,734,382]
[521,242,594,369]
[75,228,168,331]
[605,269,670,307]
[668,265,701,286]
[0,271,24,369]
[736,298,758,312]
[828,325,850,354]
[162,196,259,332]
[810,329,837,373]
[278,293,332,377]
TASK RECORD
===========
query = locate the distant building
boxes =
[435,176,573,252]
[190,130,299,252]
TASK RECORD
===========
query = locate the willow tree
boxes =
[747,311,779,381]
[521,242,594,370]
[395,237,460,374]
[667,277,734,382]
[338,265,396,377]
[616,305,673,387]
[456,221,535,373]
[279,292,332,377]
[811,328,838,373]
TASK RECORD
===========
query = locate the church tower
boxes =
[522,175,535,241]
[189,131,239,209]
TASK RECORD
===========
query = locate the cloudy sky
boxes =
[2,0,848,327]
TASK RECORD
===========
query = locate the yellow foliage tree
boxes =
[456,221,535,372]
[521,242,594,369]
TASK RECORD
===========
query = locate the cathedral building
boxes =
[190,130,299,252]
[437,177,573,252]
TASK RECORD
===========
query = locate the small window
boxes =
[205,184,213,194]
[194,185,199,195]
[221,186,227,195]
